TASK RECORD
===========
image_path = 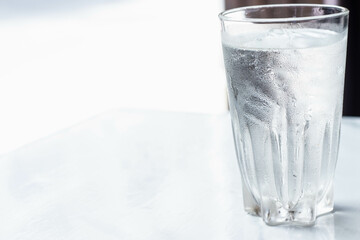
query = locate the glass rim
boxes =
[218,4,349,23]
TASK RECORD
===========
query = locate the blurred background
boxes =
[0,0,225,154]
[0,0,357,154]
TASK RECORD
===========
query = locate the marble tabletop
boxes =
[0,110,359,239]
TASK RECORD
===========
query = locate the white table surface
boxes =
[0,110,359,240]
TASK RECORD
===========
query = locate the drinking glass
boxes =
[219,4,349,226]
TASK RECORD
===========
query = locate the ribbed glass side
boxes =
[231,103,341,225]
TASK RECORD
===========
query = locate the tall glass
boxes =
[219,4,349,226]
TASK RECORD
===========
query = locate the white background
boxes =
[0,0,226,154]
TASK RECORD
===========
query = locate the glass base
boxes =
[242,182,334,226]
